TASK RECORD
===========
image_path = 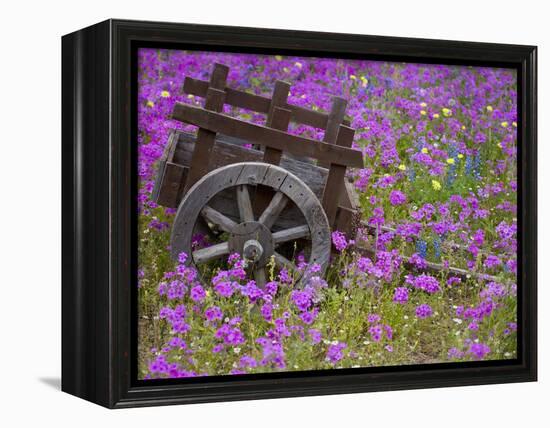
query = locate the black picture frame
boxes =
[61,19,537,409]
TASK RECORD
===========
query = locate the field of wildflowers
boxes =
[137,48,518,379]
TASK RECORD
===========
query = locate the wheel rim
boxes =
[170,162,331,286]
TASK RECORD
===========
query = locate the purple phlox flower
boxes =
[411,274,441,294]
[178,252,188,264]
[468,343,491,360]
[332,230,348,252]
[393,287,409,304]
[190,285,206,302]
[290,289,314,312]
[409,253,427,269]
[241,280,263,303]
[299,308,319,325]
[415,303,433,319]
[326,342,347,364]
[204,306,223,322]
[389,189,407,206]
[367,313,381,323]
[484,255,501,269]
[309,328,322,344]
[239,355,257,369]
[368,324,383,342]
[260,303,273,322]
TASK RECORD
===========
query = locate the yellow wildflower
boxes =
[486,105,493,112]
[275,55,283,61]
[187,94,194,99]
[446,158,455,165]
[433,113,440,119]
[497,142,503,148]
[361,76,369,87]
[457,154,464,159]
[420,110,427,116]
[432,180,442,191]
[512,121,517,127]
[461,125,466,130]
[350,74,357,80]
[421,148,429,154]
[501,121,509,128]
[442,108,452,117]
[420,102,427,107]
[398,164,407,171]
[146,100,154,108]
[160,90,170,98]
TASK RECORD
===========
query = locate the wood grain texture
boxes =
[319,97,348,168]
[171,103,363,167]
[184,64,228,190]
[322,125,356,226]
[183,75,346,129]
[171,162,331,279]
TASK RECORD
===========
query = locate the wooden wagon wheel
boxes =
[170,162,331,286]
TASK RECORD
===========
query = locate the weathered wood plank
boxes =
[322,125,356,226]
[155,162,188,208]
[171,162,331,281]
[319,97,348,168]
[335,205,360,238]
[263,107,291,165]
[171,103,363,168]
[172,131,329,199]
[193,242,229,264]
[236,185,255,222]
[258,192,289,229]
[184,64,228,190]
[200,205,237,233]
[182,76,353,130]
[272,225,310,244]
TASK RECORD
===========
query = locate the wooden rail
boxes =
[171,103,363,168]
[183,76,351,130]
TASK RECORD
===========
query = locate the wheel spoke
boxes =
[200,205,237,233]
[236,184,255,222]
[273,251,295,271]
[272,225,310,245]
[258,191,288,229]
[254,267,267,288]
[192,242,229,264]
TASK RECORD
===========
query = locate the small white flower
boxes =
[233,347,241,354]
[453,318,463,324]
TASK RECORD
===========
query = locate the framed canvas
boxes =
[61,19,537,408]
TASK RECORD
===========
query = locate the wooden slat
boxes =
[184,76,332,129]
[171,131,330,202]
[335,205,360,237]
[236,185,255,222]
[322,125,356,226]
[184,64,228,190]
[263,107,291,165]
[272,225,310,244]
[184,77,271,113]
[193,242,229,264]
[171,103,363,168]
[200,205,237,233]
[319,97,348,168]
[258,192,289,229]
[155,162,188,208]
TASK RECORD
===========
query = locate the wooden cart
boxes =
[152,63,364,285]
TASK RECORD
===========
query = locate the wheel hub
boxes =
[228,221,274,267]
